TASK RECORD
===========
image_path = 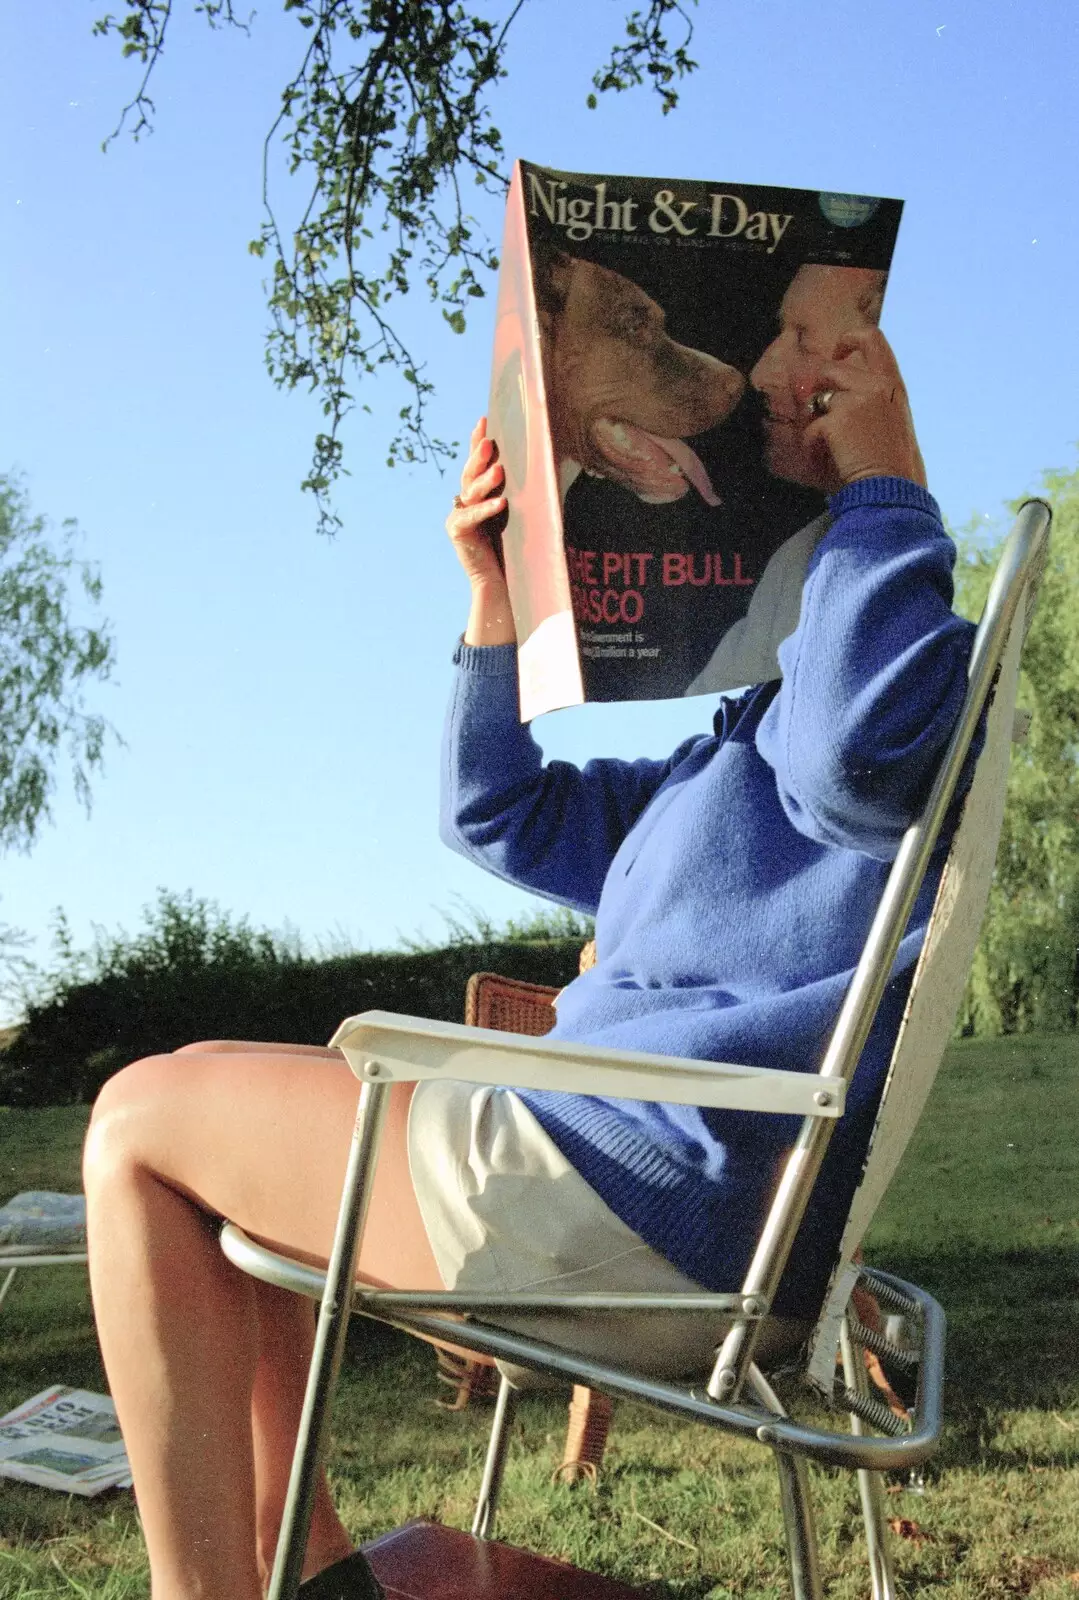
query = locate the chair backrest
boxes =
[464,972,559,1036]
[806,504,1048,1386]
[463,942,595,1035]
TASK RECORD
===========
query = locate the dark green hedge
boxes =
[0,937,585,1107]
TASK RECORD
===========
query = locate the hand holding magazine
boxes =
[485,162,905,718]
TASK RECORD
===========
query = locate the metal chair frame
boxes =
[0,1253,89,1318]
[221,500,1050,1600]
[0,1198,89,1319]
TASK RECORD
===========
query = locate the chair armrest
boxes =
[329,1011,845,1119]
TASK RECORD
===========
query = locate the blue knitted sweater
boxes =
[440,479,975,1316]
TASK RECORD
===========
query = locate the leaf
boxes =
[887,1518,933,1546]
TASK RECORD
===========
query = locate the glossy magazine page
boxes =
[487,161,902,719]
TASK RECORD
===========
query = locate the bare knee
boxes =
[82,1054,175,1196]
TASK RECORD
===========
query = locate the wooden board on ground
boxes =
[364,1519,643,1598]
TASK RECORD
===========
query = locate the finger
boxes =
[460,420,488,485]
[831,324,901,378]
[460,438,495,494]
[446,495,507,537]
[827,341,869,374]
[793,370,864,413]
[450,476,506,524]
[802,414,832,449]
[818,363,912,420]
[459,457,505,507]
[461,430,502,487]
[812,361,881,395]
[797,415,842,488]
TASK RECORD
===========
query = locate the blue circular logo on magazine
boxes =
[818,193,881,228]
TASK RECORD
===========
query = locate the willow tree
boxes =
[954,460,1079,1034]
[0,477,116,982]
[93,0,699,529]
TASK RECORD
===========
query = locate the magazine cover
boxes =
[486,161,903,719]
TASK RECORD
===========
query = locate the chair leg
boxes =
[840,1316,898,1600]
[0,1266,17,1312]
[747,1365,823,1600]
[554,1386,613,1484]
[267,1082,390,1600]
[472,1374,518,1540]
[774,1451,825,1600]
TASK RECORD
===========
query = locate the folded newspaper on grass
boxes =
[0,1386,132,1495]
[487,161,903,719]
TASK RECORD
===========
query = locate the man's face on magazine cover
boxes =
[750,265,885,491]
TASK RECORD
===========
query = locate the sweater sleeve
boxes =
[755,477,975,859]
[440,640,693,913]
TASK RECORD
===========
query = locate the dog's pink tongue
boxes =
[654,435,723,507]
[591,419,721,506]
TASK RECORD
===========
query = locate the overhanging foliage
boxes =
[93,0,700,530]
[0,477,116,855]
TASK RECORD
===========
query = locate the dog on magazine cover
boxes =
[533,246,744,507]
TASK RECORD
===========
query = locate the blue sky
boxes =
[1,0,1077,1013]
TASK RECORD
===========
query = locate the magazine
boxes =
[486,161,903,719]
[0,1386,132,1495]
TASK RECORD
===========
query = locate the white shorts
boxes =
[407,1080,808,1379]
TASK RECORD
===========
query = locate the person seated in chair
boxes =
[82,325,974,1600]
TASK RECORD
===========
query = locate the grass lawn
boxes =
[1,1033,1077,1598]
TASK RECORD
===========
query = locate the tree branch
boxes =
[94,0,700,530]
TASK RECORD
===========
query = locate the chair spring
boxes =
[833,1381,910,1436]
[857,1269,921,1319]
[849,1316,921,1374]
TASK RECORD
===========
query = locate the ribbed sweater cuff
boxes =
[451,639,518,675]
[829,477,941,519]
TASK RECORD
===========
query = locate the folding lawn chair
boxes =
[440,946,615,1483]
[0,1193,88,1320]
[221,499,1050,1600]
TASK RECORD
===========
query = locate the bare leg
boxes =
[171,1041,350,1060]
[83,1043,441,1600]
